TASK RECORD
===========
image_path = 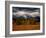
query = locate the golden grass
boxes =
[12,19,40,31]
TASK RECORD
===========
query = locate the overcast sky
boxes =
[12,7,40,18]
[12,7,40,13]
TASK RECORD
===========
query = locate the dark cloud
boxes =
[12,7,40,13]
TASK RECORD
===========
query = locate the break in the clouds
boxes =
[12,7,40,18]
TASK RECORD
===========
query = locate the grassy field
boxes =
[12,17,40,31]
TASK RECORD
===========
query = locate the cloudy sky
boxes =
[12,7,40,18]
